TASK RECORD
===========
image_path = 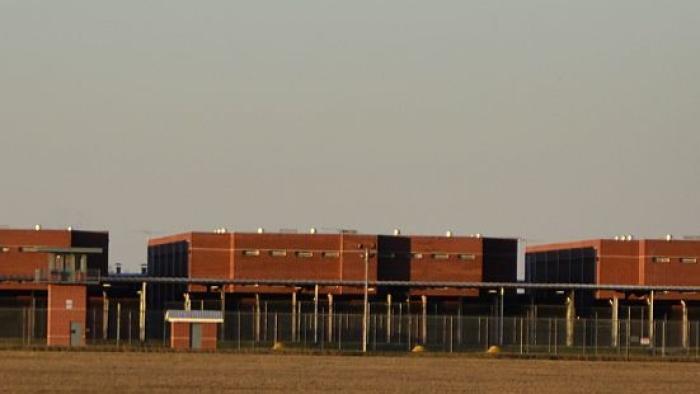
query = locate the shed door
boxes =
[70,321,82,347]
[191,323,202,349]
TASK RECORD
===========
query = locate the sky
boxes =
[1,1,699,270]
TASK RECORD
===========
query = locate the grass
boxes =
[1,350,699,393]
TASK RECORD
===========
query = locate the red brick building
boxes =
[526,237,700,300]
[0,228,109,346]
[147,230,518,304]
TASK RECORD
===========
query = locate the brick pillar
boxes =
[47,284,87,347]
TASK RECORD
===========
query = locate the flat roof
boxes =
[165,310,223,323]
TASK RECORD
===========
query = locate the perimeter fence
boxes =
[1,306,700,359]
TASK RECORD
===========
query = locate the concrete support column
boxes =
[102,291,109,340]
[291,291,297,342]
[255,293,261,342]
[682,300,689,349]
[313,285,319,343]
[386,293,392,343]
[648,291,655,346]
[421,295,428,345]
[184,293,191,311]
[327,293,333,343]
[139,282,146,343]
[565,290,575,347]
[610,296,619,348]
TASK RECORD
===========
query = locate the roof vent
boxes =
[67,226,72,232]
[665,234,673,242]
[475,233,482,239]
[393,228,401,236]
[34,224,41,231]
[310,227,317,234]
[626,234,633,241]
[445,230,453,237]
[257,227,265,234]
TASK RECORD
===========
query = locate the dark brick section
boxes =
[70,230,109,276]
[147,241,189,339]
[482,238,519,283]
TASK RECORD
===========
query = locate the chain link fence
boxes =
[2,305,700,359]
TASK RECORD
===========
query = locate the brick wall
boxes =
[170,322,190,350]
[200,323,217,350]
[47,284,86,346]
[170,321,218,350]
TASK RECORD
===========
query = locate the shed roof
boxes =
[165,310,223,323]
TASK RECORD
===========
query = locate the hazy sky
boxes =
[1,1,699,270]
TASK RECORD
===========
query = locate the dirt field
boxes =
[0,351,697,393]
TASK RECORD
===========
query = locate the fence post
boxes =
[386,294,392,344]
[695,321,699,358]
[662,320,666,358]
[648,290,655,350]
[102,291,109,341]
[139,282,147,343]
[237,309,241,350]
[582,319,586,355]
[327,294,333,343]
[407,313,412,351]
[254,294,260,343]
[547,318,551,353]
[519,317,523,355]
[373,313,377,351]
[421,295,428,345]
[313,285,319,344]
[291,291,297,343]
[553,318,558,356]
[477,317,481,346]
[626,308,631,360]
[457,297,463,345]
[449,316,453,353]
[681,300,689,351]
[338,311,342,351]
[116,302,121,347]
[594,312,598,355]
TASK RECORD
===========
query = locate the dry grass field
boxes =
[0,351,698,393]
